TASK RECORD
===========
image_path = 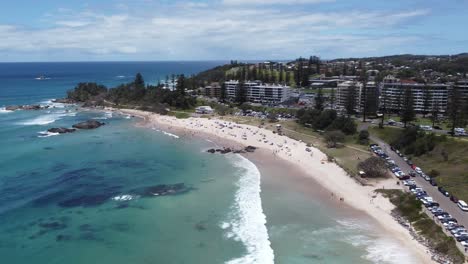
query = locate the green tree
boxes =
[220,82,227,103]
[176,74,186,96]
[314,88,325,111]
[401,87,415,128]
[447,86,464,135]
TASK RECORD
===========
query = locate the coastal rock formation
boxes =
[244,146,257,152]
[72,120,105,129]
[133,183,191,197]
[207,146,257,154]
[47,127,76,134]
[6,104,46,111]
[52,98,75,104]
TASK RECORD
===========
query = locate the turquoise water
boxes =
[0,62,421,263]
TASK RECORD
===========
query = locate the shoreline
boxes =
[108,107,435,263]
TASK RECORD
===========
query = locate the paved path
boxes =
[370,134,468,255]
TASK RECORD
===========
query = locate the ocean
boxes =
[0,62,419,264]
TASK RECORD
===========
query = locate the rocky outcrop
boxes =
[207,146,257,154]
[244,146,257,153]
[52,98,75,104]
[47,128,76,134]
[72,120,105,129]
[6,104,45,111]
[133,183,191,197]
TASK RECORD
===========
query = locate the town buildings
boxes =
[224,80,291,104]
[380,75,450,113]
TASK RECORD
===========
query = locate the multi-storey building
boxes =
[380,75,449,113]
[224,80,291,104]
[335,81,378,114]
[203,83,221,98]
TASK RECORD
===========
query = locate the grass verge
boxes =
[376,189,465,264]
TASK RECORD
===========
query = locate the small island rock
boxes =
[72,120,105,129]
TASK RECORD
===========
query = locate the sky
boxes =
[0,0,467,62]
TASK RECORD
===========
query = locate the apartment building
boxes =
[203,83,221,98]
[335,81,378,114]
[225,80,291,104]
[380,75,449,113]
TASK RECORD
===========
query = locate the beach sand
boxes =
[112,108,435,263]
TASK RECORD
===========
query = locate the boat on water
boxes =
[35,75,50,80]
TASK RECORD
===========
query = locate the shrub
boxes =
[358,157,388,178]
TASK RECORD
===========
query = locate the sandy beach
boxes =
[112,108,435,263]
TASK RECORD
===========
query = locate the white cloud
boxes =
[0,3,430,60]
[222,0,334,5]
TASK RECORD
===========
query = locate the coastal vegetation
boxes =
[376,189,465,264]
[370,126,468,201]
[67,73,197,112]
[296,108,357,136]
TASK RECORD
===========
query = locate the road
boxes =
[370,134,468,230]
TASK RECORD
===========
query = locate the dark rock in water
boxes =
[220,148,232,154]
[207,149,216,154]
[58,192,118,208]
[79,224,97,232]
[233,150,246,154]
[133,183,191,197]
[72,120,105,129]
[55,168,96,184]
[33,191,69,206]
[47,127,76,134]
[195,222,207,231]
[56,234,72,242]
[111,223,130,232]
[39,221,67,230]
[115,203,129,209]
[244,146,257,153]
[80,232,98,241]
[6,105,43,111]
[44,147,54,150]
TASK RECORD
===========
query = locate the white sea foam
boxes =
[224,155,274,264]
[338,218,418,264]
[116,75,126,78]
[40,99,66,108]
[0,107,13,114]
[112,195,135,201]
[37,131,60,138]
[18,110,76,126]
[151,128,180,139]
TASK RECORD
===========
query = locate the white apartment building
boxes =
[381,75,449,113]
[225,80,291,104]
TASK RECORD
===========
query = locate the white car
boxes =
[461,240,468,247]
[415,167,423,174]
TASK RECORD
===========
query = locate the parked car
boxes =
[458,200,468,212]
[407,160,414,166]
[438,187,450,197]
[460,240,468,247]
[450,195,459,203]
[429,179,437,186]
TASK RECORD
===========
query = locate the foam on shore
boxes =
[37,130,60,138]
[17,110,76,126]
[338,219,418,264]
[151,128,180,139]
[0,107,13,114]
[224,154,274,264]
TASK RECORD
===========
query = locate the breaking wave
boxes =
[223,155,274,264]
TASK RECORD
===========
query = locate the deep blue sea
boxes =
[0,62,420,264]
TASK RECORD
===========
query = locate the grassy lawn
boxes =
[369,126,468,201]
[222,116,372,176]
[376,189,465,264]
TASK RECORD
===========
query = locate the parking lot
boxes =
[370,137,468,252]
